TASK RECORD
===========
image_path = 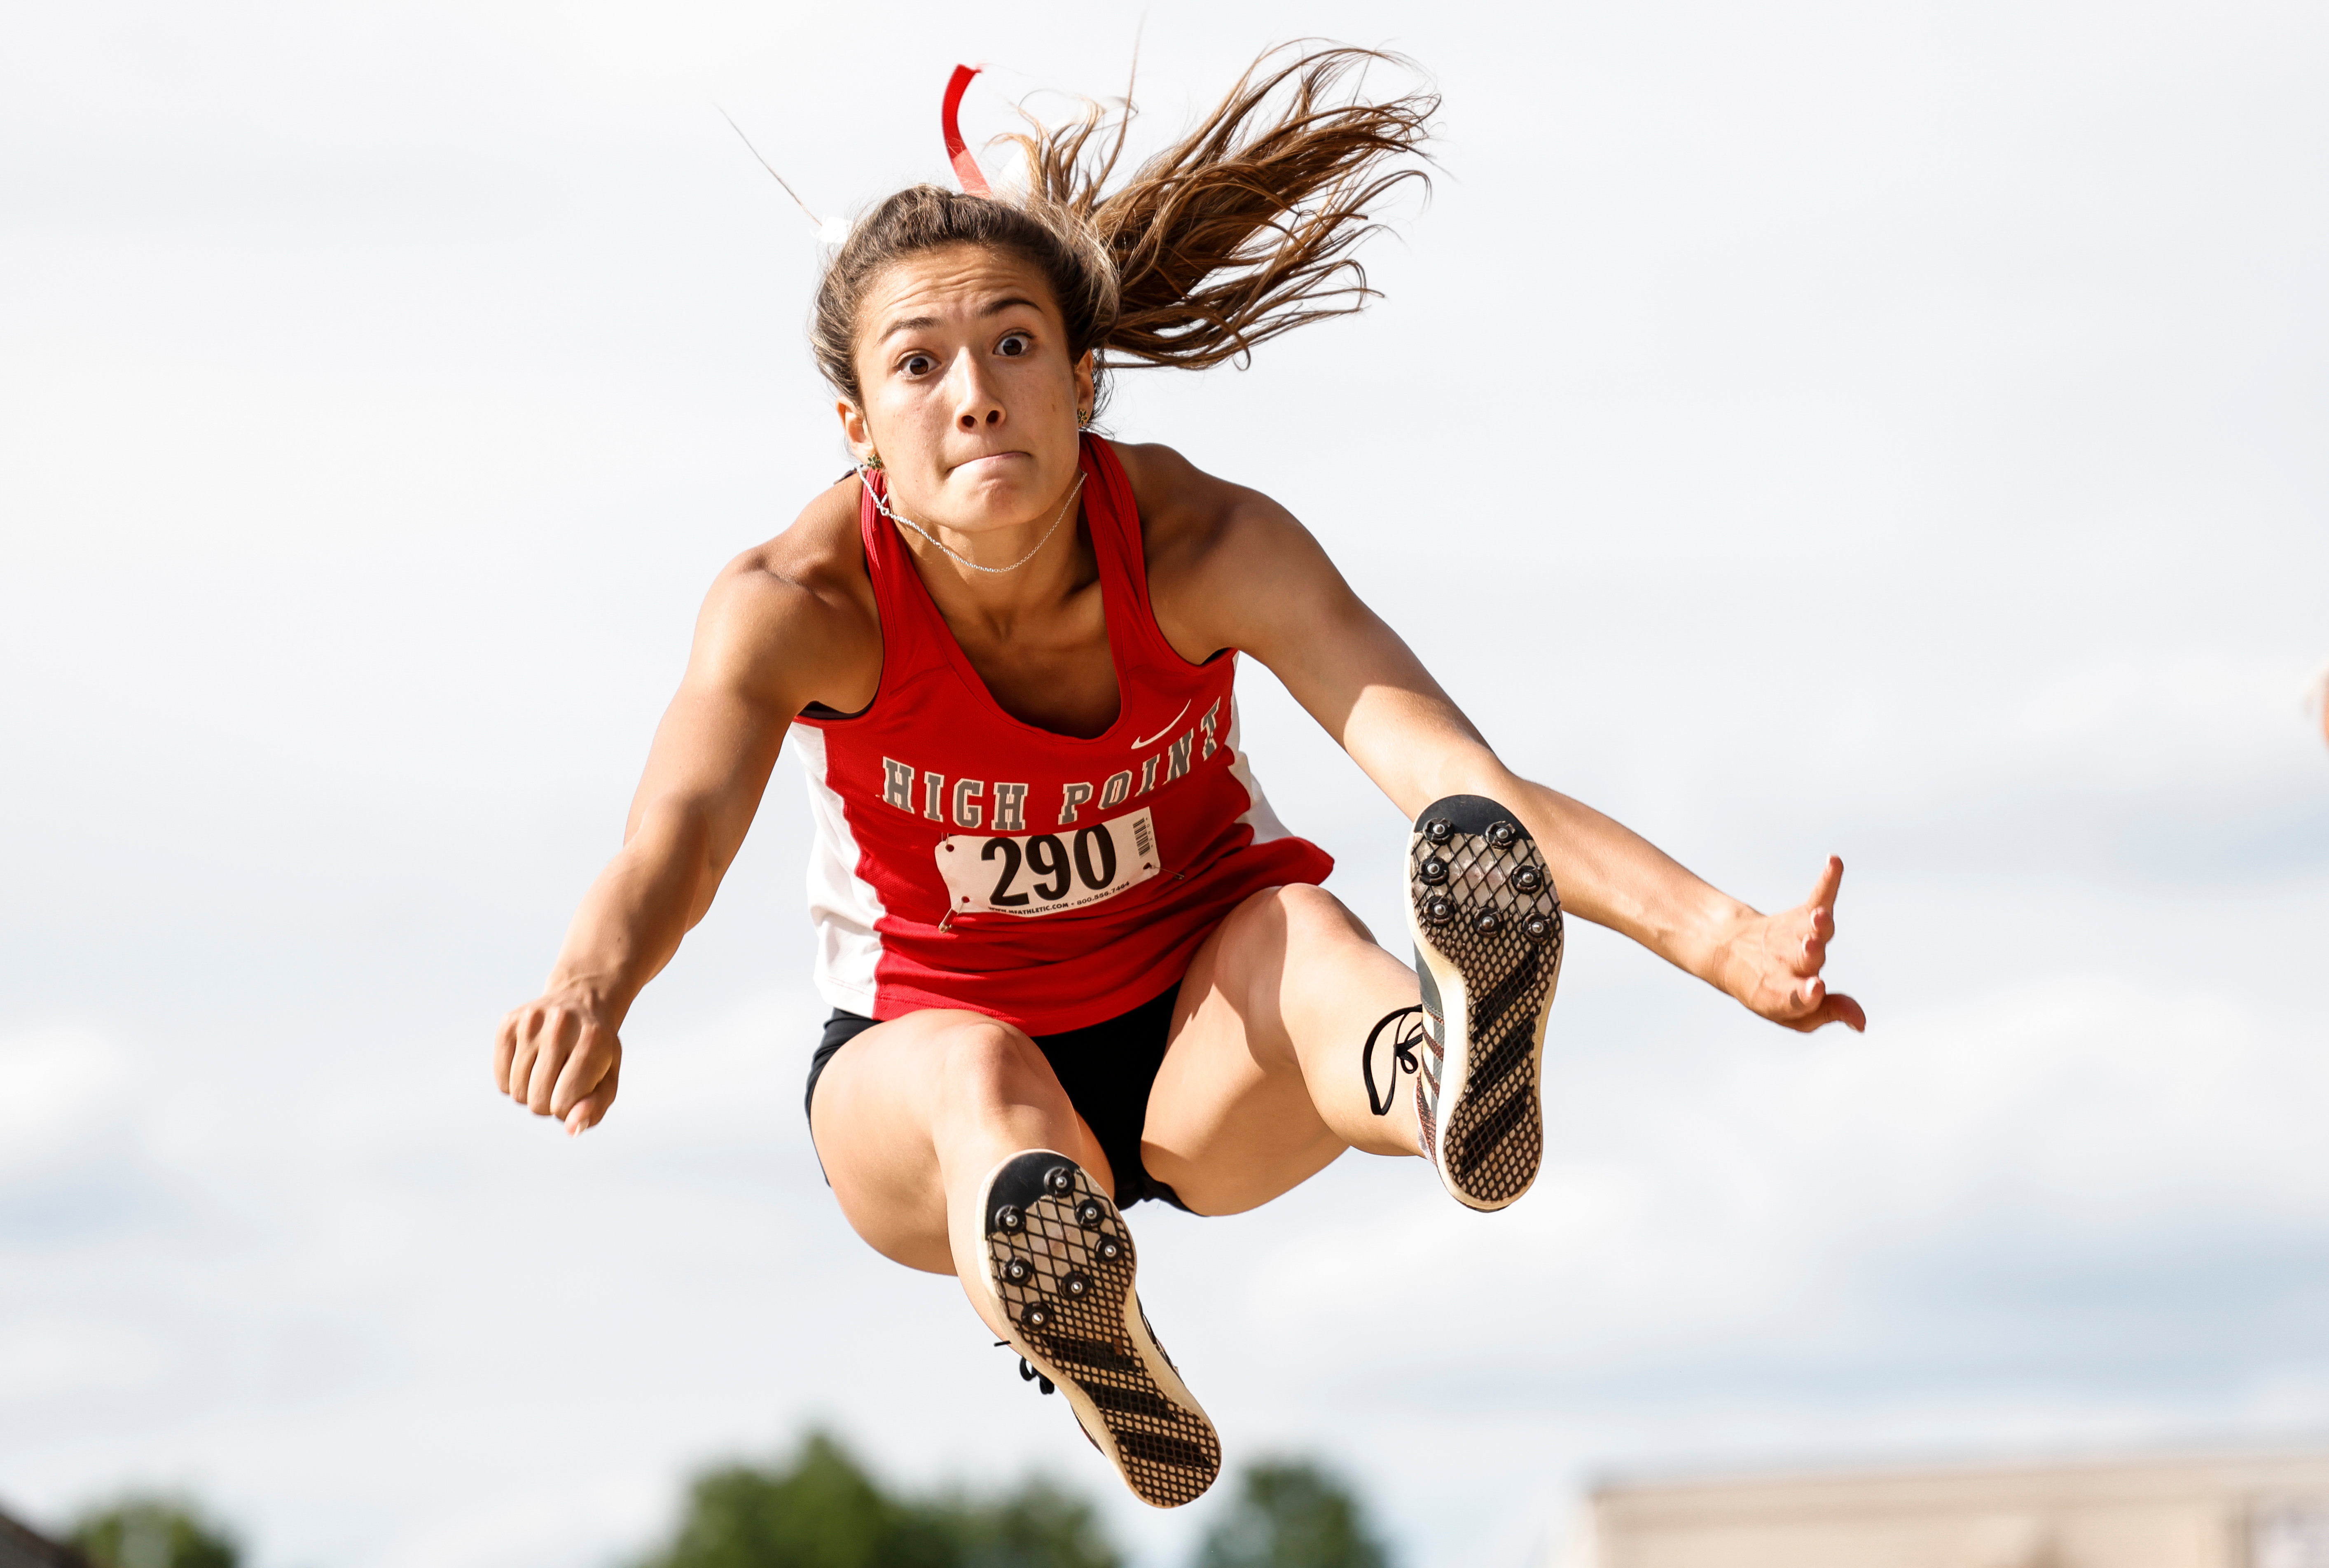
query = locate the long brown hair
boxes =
[810,46,1436,416]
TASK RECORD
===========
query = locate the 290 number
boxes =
[982,826,1120,907]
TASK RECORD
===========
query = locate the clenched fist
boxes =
[494,993,623,1134]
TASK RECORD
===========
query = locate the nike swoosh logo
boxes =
[1128,700,1192,750]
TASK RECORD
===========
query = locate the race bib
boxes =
[935,809,1161,918]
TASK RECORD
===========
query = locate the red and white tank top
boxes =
[789,435,1334,1035]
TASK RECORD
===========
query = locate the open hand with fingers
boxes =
[1717,856,1866,1033]
[494,993,624,1135]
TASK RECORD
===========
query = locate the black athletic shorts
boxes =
[802,984,1192,1211]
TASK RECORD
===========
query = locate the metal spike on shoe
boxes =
[1405,795,1564,1211]
[975,1151,1221,1508]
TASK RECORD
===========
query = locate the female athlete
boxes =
[492,49,1865,1509]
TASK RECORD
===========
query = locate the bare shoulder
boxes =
[1115,439,1252,561]
[694,476,882,713]
[1111,439,1353,660]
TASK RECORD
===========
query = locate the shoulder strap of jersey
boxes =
[1079,435,1198,673]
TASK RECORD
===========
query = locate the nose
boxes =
[949,355,1005,432]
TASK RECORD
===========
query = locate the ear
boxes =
[836,399,873,458]
[1072,351,1096,421]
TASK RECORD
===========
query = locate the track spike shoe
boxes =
[1407,795,1564,1210]
[976,1150,1220,1508]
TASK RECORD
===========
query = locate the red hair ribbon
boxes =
[941,64,991,195]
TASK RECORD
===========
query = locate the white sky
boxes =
[3,2,2326,1566]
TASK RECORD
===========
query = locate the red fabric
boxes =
[941,65,991,196]
[794,436,1333,1033]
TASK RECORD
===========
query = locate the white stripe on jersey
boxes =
[1220,682,1294,847]
[790,723,886,1015]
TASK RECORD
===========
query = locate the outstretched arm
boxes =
[494,502,881,1132]
[1137,449,1863,1033]
[1314,675,1861,1033]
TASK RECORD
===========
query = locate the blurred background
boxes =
[2,1,2325,1565]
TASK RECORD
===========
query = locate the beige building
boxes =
[1569,1450,2329,1568]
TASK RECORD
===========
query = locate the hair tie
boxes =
[941,65,992,196]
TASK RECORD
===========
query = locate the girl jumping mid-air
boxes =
[493,49,1864,1509]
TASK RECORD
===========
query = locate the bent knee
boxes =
[1220,883,1375,959]
[1273,881,1367,933]
[931,1016,1050,1101]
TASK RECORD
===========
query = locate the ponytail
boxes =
[811,46,1435,414]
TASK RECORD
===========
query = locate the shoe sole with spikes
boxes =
[978,1150,1221,1508]
[1407,795,1564,1211]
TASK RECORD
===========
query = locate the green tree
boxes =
[945,1475,1119,1568]
[70,1496,239,1568]
[642,1432,951,1568]
[1193,1460,1392,1568]
[639,1429,1120,1568]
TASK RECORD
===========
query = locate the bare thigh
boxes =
[808,1009,1111,1290]
[1141,884,1424,1215]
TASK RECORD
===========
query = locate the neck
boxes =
[880,470,1092,625]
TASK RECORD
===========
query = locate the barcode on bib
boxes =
[935,807,1162,918]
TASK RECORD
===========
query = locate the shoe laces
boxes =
[997,1340,1055,1395]
[1362,1004,1426,1117]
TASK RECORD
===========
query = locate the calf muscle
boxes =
[809,1012,1110,1332]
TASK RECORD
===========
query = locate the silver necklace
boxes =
[857,467,1086,576]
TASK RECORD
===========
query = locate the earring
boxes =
[1076,409,1092,429]
[862,450,884,471]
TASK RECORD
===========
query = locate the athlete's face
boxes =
[840,244,1095,539]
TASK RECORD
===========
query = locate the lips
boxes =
[949,450,1031,474]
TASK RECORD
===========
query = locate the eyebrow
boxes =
[878,296,1050,341]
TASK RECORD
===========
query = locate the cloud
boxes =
[0,1026,133,1174]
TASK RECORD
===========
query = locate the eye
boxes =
[900,352,935,377]
[996,332,1031,358]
